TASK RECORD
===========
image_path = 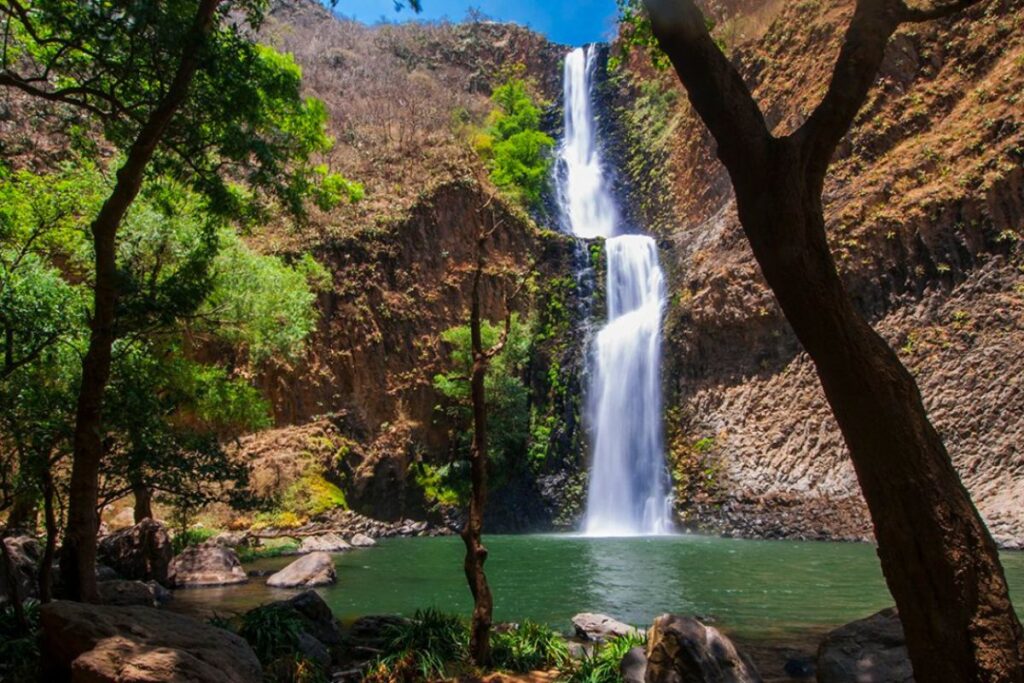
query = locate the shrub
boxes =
[239,606,304,665]
[171,527,217,555]
[367,608,469,681]
[0,599,40,682]
[491,621,569,673]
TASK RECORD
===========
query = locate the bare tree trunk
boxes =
[462,243,494,667]
[59,0,220,602]
[645,0,1024,679]
[132,481,153,524]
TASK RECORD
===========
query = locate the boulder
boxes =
[40,601,261,683]
[0,535,40,603]
[97,519,172,586]
[620,645,647,683]
[572,612,639,642]
[645,613,762,683]
[299,532,352,554]
[274,589,343,647]
[97,579,171,607]
[816,608,913,683]
[349,533,377,547]
[266,552,336,588]
[168,545,247,587]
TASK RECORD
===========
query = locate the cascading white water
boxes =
[556,45,673,536]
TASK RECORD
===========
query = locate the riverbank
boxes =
[162,533,1024,680]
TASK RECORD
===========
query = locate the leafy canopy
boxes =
[0,0,361,220]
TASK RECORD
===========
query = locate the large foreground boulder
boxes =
[97,519,172,586]
[816,608,913,683]
[0,535,40,603]
[40,601,261,682]
[266,552,336,588]
[572,612,639,642]
[645,614,762,683]
[168,545,247,587]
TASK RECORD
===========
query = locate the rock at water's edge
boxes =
[266,551,336,588]
[816,607,913,683]
[572,612,639,642]
[299,532,352,554]
[40,601,261,683]
[349,533,376,547]
[168,545,247,587]
[645,613,762,683]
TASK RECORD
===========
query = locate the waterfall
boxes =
[556,45,673,536]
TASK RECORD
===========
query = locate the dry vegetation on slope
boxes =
[610,0,1024,544]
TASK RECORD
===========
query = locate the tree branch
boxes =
[643,0,771,187]
[898,0,985,21]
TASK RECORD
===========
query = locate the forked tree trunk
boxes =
[59,0,220,602]
[745,153,1024,682]
[645,0,1024,679]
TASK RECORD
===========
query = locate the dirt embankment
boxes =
[609,0,1024,545]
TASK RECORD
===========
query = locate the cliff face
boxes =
[234,3,588,527]
[609,0,1024,545]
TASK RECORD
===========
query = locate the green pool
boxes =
[170,533,1024,644]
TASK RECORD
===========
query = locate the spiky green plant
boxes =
[367,608,469,681]
[491,620,570,672]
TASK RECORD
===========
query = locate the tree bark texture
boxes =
[462,243,495,667]
[59,0,221,602]
[644,0,1024,680]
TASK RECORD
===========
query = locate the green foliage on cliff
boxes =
[473,78,554,207]
[428,315,531,504]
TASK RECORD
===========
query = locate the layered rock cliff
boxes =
[608,0,1024,545]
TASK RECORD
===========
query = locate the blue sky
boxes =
[326,0,620,46]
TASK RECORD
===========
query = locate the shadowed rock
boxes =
[816,608,913,683]
[97,519,172,586]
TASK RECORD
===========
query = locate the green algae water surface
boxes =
[171,533,1024,642]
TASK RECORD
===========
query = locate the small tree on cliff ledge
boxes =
[639,0,1023,680]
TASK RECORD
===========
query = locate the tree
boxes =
[455,193,529,666]
[0,0,357,601]
[639,0,1023,679]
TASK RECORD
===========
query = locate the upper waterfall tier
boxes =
[557,45,619,239]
